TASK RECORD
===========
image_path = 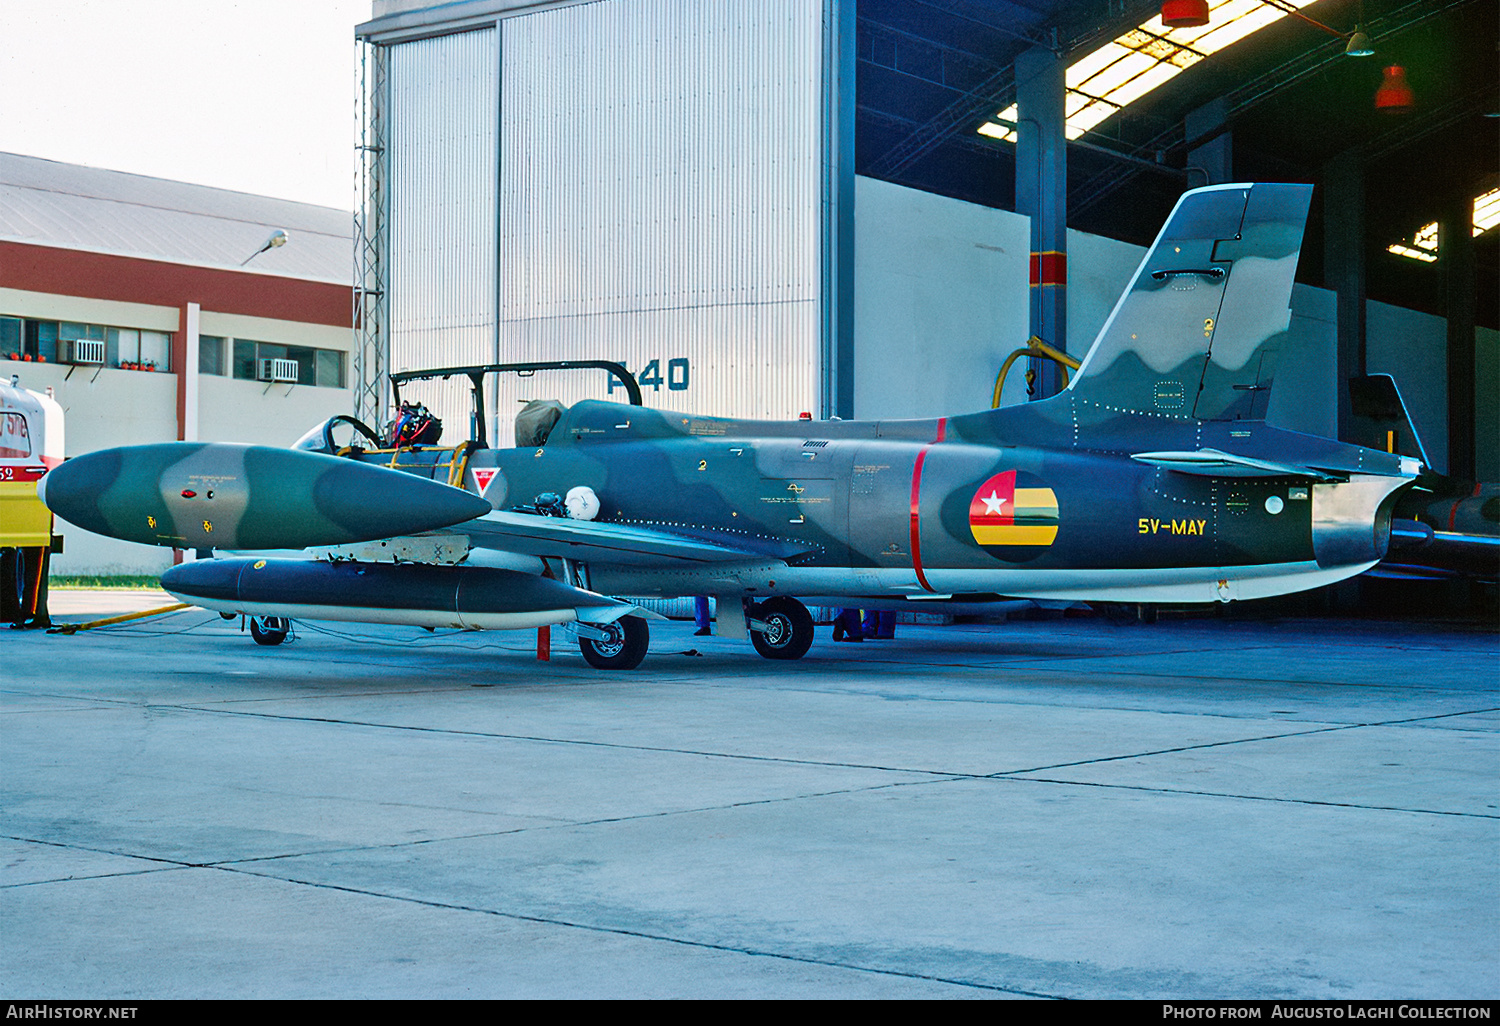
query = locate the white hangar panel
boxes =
[364,0,847,445]
[386,27,499,436]
[491,0,824,442]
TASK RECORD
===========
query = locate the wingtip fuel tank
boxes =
[161,557,645,632]
[39,442,493,551]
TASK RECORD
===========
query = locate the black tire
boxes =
[750,597,814,660]
[249,616,290,646]
[578,615,649,670]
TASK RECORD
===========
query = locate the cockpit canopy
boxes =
[292,414,387,455]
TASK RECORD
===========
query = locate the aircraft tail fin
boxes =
[1346,374,1432,468]
[1064,183,1314,422]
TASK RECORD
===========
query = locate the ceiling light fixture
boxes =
[1373,65,1415,113]
[1344,24,1374,57]
[1270,0,1376,58]
[1161,0,1210,29]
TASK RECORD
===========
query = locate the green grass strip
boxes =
[50,575,164,590]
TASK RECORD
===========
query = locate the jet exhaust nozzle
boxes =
[1311,474,1412,570]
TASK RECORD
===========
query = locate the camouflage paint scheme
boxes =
[453,183,1414,605]
[39,443,491,551]
[39,184,1423,664]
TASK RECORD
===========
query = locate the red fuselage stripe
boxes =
[909,418,946,592]
[1447,482,1478,532]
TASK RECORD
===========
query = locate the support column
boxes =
[1440,193,1476,479]
[177,301,200,443]
[172,301,201,568]
[1014,46,1067,399]
[1324,151,1366,445]
[354,40,390,430]
[1185,97,1232,186]
[821,0,857,419]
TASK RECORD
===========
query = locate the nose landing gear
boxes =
[249,616,291,646]
[577,615,650,670]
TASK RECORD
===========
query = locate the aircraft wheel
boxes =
[579,615,649,670]
[249,616,290,646]
[750,597,814,660]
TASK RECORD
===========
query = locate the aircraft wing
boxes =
[460,510,816,566]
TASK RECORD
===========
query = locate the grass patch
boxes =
[50,575,164,590]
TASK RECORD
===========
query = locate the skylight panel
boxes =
[1096,57,1187,112]
[979,0,1318,143]
[982,102,1020,142]
[1386,242,1438,263]
[978,120,1017,143]
[1183,0,1287,53]
[1387,191,1500,261]
[1067,41,1130,83]
[1064,92,1095,119]
[1472,188,1500,235]
[1076,48,1170,101]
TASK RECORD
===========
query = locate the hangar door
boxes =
[377,0,834,446]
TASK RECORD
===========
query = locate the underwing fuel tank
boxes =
[38,443,492,551]
[162,557,642,631]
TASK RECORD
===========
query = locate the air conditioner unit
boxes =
[67,339,105,365]
[257,358,299,383]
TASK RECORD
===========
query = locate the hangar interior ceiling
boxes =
[854,0,1498,328]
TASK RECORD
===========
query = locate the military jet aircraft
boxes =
[39,182,1422,669]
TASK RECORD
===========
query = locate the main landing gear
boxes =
[748,597,814,661]
[578,615,650,670]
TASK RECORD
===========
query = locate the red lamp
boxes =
[1161,0,1210,29]
[1374,65,1414,113]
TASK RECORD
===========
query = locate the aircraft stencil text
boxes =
[1139,518,1208,536]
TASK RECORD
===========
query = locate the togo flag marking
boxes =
[968,470,1058,547]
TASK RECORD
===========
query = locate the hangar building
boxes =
[0,153,356,573]
[352,0,1495,481]
[9,1,1495,574]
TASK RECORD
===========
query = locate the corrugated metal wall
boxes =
[387,28,498,438]
[379,1,827,447]
[491,0,824,444]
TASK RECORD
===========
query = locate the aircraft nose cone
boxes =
[36,448,128,539]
